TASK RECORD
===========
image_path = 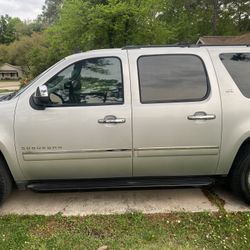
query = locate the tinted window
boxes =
[138,55,209,103]
[220,53,250,98]
[46,57,123,106]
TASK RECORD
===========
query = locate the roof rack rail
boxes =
[122,43,198,49]
[122,43,250,49]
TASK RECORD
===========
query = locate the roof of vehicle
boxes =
[66,44,250,60]
[65,48,123,60]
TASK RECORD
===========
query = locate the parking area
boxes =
[0,183,249,216]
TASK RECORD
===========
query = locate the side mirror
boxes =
[31,85,50,110]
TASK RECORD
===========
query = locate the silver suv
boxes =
[0,44,250,205]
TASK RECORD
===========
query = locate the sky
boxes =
[0,0,44,20]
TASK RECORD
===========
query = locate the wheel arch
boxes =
[0,150,15,183]
[0,145,24,181]
[229,137,250,175]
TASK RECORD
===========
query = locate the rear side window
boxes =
[138,54,209,103]
[220,53,250,98]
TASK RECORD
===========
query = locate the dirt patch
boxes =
[202,187,226,212]
[30,219,61,237]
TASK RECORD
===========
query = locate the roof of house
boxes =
[0,63,22,72]
[197,33,250,45]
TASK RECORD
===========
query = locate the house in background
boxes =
[197,33,250,45]
[0,63,23,80]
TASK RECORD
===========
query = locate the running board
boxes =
[27,177,215,192]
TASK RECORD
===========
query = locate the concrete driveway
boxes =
[0,81,20,91]
[0,184,249,216]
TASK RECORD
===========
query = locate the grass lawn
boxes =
[0,212,249,250]
[0,80,20,82]
[0,89,12,93]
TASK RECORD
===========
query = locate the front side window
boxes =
[138,54,209,103]
[220,53,250,98]
[46,57,123,106]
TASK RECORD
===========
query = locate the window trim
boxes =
[137,54,211,104]
[35,56,125,108]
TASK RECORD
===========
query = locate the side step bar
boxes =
[27,177,215,192]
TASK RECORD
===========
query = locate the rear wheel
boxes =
[0,157,12,204]
[230,147,250,205]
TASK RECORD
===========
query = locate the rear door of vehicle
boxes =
[128,48,222,176]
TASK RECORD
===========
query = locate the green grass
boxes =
[0,212,249,250]
[0,89,12,93]
[0,80,20,82]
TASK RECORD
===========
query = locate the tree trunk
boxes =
[212,0,219,35]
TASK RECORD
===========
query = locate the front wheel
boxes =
[230,148,250,205]
[0,157,12,205]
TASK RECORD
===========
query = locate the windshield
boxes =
[0,58,65,101]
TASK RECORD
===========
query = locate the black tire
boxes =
[230,147,250,205]
[0,157,12,205]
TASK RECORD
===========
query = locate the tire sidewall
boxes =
[0,157,12,204]
[239,154,250,203]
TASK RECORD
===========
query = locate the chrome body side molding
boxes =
[134,146,219,157]
[23,149,132,161]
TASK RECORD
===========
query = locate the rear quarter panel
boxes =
[208,47,250,175]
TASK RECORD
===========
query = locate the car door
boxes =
[14,52,132,180]
[128,48,222,176]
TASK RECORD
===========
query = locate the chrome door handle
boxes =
[187,112,216,121]
[98,115,126,124]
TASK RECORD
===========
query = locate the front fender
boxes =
[0,98,25,181]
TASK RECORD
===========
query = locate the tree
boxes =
[0,44,8,64]
[41,0,64,25]
[0,15,16,44]
[159,0,208,42]
[6,33,53,78]
[1,0,249,81]
[225,1,250,32]
[0,15,45,44]
[47,0,175,57]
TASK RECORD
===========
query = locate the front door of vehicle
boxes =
[15,54,132,180]
[129,49,222,176]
